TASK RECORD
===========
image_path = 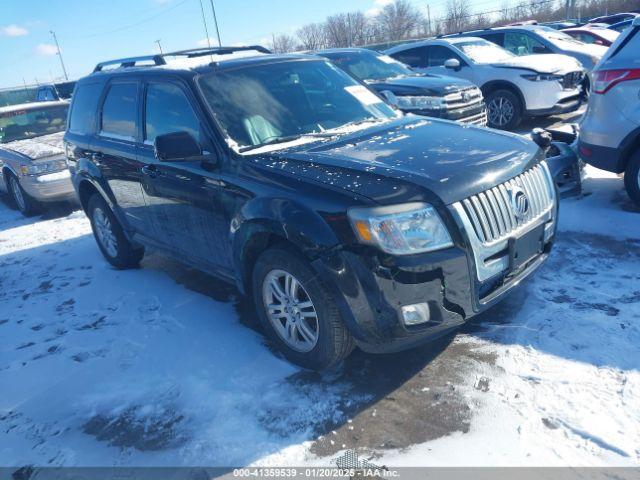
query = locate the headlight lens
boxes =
[395,95,446,111]
[348,202,453,255]
[21,159,67,175]
[521,73,564,82]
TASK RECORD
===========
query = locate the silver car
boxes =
[0,101,75,216]
[578,16,640,207]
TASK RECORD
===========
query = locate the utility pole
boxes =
[427,4,432,37]
[155,39,163,55]
[49,30,68,81]
[209,0,222,47]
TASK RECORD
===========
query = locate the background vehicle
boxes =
[35,81,76,102]
[608,19,634,31]
[317,48,487,126]
[444,25,607,95]
[562,26,620,46]
[65,47,557,370]
[578,16,640,207]
[385,37,584,130]
[588,12,638,25]
[0,101,74,215]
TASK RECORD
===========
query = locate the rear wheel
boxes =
[7,173,40,217]
[87,194,144,269]
[624,150,640,207]
[486,89,522,130]
[252,246,354,370]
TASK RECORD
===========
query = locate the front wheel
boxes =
[7,173,40,216]
[87,194,144,269]
[624,150,640,208]
[252,246,354,370]
[485,89,522,130]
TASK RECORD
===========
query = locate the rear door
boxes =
[137,77,231,268]
[423,45,476,83]
[91,79,154,236]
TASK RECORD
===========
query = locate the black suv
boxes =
[65,47,558,370]
[317,48,487,126]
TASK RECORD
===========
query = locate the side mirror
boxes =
[444,58,461,71]
[154,131,202,161]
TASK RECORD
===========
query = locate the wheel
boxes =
[87,194,144,269]
[7,173,41,216]
[252,246,354,370]
[624,150,640,207]
[485,89,522,130]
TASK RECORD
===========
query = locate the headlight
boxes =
[348,202,453,255]
[395,95,446,111]
[20,159,67,176]
[521,73,563,82]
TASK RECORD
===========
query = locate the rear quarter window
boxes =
[100,83,138,140]
[68,83,102,135]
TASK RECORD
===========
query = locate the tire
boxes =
[87,193,144,269]
[7,173,41,217]
[485,89,522,130]
[252,246,354,370]
[624,150,640,208]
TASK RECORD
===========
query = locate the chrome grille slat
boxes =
[457,161,555,246]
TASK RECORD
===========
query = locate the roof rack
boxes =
[93,45,272,73]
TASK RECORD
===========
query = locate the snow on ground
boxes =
[0,165,638,468]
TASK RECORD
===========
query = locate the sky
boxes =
[0,0,456,88]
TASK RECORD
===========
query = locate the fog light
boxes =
[401,303,431,326]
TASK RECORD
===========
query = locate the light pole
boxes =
[49,30,69,81]
[209,0,222,47]
[155,39,163,55]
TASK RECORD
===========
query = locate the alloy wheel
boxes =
[9,176,26,212]
[93,207,118,258]
[488,96,515,127]
[262,269,319,353]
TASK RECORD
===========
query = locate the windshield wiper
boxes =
[238,132,335,153]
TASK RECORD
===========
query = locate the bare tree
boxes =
[376,0,424,42]
[324,12,371,47]
[297,23,326,51]
[270,34,297,53]
[444,0,471,33]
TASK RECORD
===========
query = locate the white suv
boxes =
[385,37,585,130]
[578,17,640,206]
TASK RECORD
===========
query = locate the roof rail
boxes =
[93,45,271,73]
[94,55,166,72]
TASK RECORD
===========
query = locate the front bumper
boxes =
[527,94,582,117]
[313,217,556,354]
[20,170,76,202]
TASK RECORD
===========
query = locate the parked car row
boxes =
[1,16,637,370]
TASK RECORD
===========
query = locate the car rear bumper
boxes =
[21,170,76,202]
[577,139,625,173]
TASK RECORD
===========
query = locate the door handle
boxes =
[141,164,159,178]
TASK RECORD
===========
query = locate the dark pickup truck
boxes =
[65,47,558,370]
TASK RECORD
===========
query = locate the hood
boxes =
[249,117,541,206]
[491,53,583,74]
[1,131,65,160]
[557,42,608,58]
[368,74,475,97]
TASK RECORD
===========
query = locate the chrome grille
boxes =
[460,162,555,245]
[444,87,484,109]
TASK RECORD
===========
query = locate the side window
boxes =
[482,32,505,46]
[100,83,138,140]
[36,90,45,102]
[390,47,426,68]
[144,82,200,143]
[426,45,460,66]
[504,33,530,55]
[527,34,551,53]
[68,83,103,135]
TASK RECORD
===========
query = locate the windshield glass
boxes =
[453,39,515,63]
[535,28,584,47]
[198,59,397,151]
[0,105,68,143]
[325,51,413,81]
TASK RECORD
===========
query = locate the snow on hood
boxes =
[491,54,583,74]
[2,131,65,160]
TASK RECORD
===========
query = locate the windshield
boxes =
[535,28,585,47]
[325,51,413,81]
[198,59,397,151]
[0,105,68,143]
[453,39,515,63]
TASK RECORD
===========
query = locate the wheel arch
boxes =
[619,126,640,172]
[480,80,526,110]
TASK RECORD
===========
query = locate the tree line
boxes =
[269,0,640,52]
